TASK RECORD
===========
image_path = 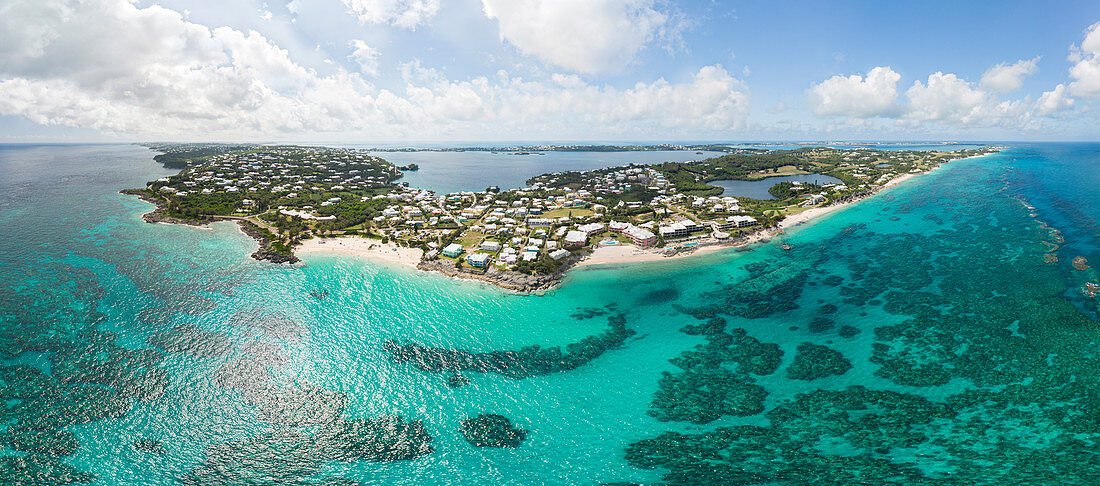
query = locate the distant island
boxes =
[124,143,999,291]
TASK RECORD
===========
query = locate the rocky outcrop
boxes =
[122,190,300,264]
[416,258,578,292]
[120,189,212,226]
[235,221,300,264]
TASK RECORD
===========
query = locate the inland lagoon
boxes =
[2,143,1100,484]
[710,173,843,199]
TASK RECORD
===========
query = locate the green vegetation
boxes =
[145,143,256,169]
[512,253,566,275]
[132,142,997,280]
[769,181,823,199]
[138,144,403,241]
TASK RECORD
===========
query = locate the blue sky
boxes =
[2,0,1100,142]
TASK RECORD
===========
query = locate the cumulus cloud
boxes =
[805,65,1078,129]
[905,72,992,124]
[480,0,675,74]
[340,0,441,29]
[980,57,1039,93]
[1069,22,1100,97]
[903,72,1034,128]
[0,0,749,139]
[807,66,901,117]
[348,39,381,76]
[1035,84,1074,116]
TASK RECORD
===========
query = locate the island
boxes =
[124,143,999,291]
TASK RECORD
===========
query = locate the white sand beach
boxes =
[297,236,423,268]
[779,169,923,229]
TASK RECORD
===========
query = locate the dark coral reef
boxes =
[385,313,635,380]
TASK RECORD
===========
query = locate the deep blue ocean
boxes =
[1,143,1099,484]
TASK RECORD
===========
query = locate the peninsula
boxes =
[125,143,998,291]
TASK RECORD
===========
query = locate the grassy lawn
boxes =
[456,231,486,249]
[542,208,594,219]
[746,165,810,180]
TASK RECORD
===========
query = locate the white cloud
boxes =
[259,2,273,21]
[0,0,749,139]
[980,57,1039,93]
[348,39,381,76]
[805,67,1054,129]
[807,66,901,117]
[384,63,750,132]
[480,0,675,74]
[904,72,1030,127]
[340,0,441,29]
[905,73,988,123]
[1069,22,1100,98]
[1036,84,1074,116]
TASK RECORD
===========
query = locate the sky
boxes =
[3,0,1100,143]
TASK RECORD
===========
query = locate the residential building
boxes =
[442,243,463,258]
[467,252,491,268]
[564,230,587,247]
[549,249,571,260]
[624,226,657,248]
[578,222,605,236]
[729,215,758,227]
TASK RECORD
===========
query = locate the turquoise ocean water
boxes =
[2,143,1100,484]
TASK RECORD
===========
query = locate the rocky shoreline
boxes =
[121,189,298,264]
[121,189,214,226]
[416,254,585,293]
[236,220,301,264]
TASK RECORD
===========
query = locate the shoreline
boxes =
[776,151,994,231]
[776,173,916,230]
[122,189,299,264]
[125,149,1000,293]
[296,237,423,268]
[574,227,778,268]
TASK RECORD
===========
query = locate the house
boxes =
[479,241,501,252]
[729,215,758,227]
[564,230,588,247]
[549,249,571,260]
[578,222,605,236]
[442,243,464,258]
[466,252,491,268]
